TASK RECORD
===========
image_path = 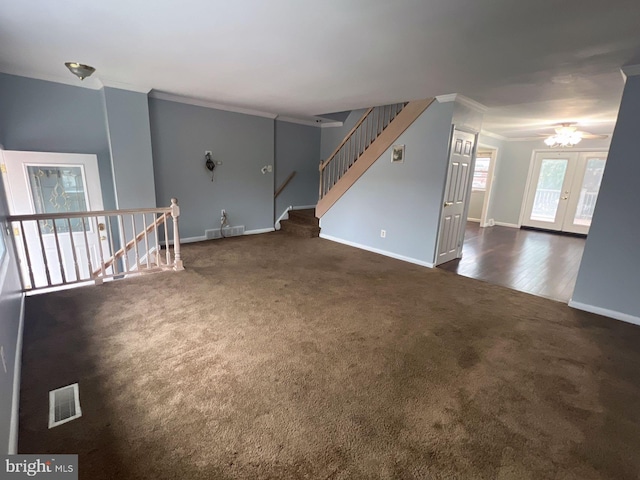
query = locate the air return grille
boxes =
[49,383,82,428]
[205,225,245,240]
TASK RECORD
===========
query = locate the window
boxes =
[472,155,492,191]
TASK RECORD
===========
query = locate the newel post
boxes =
[171,198,184,271]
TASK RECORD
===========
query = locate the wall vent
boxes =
[49,383,82,428]
[205,225,245,240]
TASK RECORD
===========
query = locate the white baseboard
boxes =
[9,294,26,454]
[245,228,275,235]
[319,233,434,268]
[275,207,291,231]
[467,217,481,223]
[568,300,640,327]
[494,221,520,228]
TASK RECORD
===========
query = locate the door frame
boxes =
[518,148,609,228]
[475,144,498,227]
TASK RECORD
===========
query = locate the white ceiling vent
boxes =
[49,383,82,428]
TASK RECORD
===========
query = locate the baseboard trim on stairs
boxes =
[319,233,434,268]
[568,300,640,327]
[245,228,275,235]
[9,294,26,454]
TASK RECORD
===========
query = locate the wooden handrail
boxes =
[92,212,170,275]
[274,171,297,198]
[319,107,374,172]
[8,206,171,223]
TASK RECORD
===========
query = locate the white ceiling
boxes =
[1,0,640,138]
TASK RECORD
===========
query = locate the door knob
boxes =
[561,196,569,200]
[444,201,453,207]
[98,222,105,231]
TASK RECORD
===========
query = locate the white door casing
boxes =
[436,129,476,265]
[1,151,109,289]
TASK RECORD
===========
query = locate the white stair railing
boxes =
[8,198,184,292]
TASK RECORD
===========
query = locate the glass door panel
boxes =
[572,157,606,227]
[529,158,568,223]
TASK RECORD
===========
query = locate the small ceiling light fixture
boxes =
[64,62,96,80]
[544,124,583,148]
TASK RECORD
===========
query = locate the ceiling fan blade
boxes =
[578,133,608,140]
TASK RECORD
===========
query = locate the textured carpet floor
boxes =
[20,232,640,479]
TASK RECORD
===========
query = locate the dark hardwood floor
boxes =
[438,222,586,302]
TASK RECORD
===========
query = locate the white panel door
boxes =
[436,130,476,265]
[2,151,109,289]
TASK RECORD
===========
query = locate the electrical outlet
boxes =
[205,150,212,156]
[380,229,386,238]
[221,209,226,216]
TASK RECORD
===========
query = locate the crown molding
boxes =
[621,64,640,82]
[436,93,488,113]
[149,90,278,119]
[479,130,508,141]
[100,79,151,94]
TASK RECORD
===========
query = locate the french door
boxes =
[522,151,607,234]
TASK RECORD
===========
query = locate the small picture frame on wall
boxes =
[391,144,405,163]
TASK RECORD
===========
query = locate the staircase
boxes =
[280,209,320,238]
[316,98,435,218]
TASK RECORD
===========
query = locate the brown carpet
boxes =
[20,232,640,479]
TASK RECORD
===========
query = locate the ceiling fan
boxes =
[538,123,608,147]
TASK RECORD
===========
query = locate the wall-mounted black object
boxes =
[205,152,215,181]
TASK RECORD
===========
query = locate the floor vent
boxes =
[205,225,245,240]
[49,383,82,428]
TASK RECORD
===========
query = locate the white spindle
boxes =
[51,220,67,284]
[131,215,140,268]
[95,216,106,278]
[142,213,151,269]
[35,220,52,286]
[118,215,129,272]
[18,221,35,289]
[106,216,118,275]
[81,217,94,276]
[66,218,81,281]
[163,214,170,266]
[154,213,161,266]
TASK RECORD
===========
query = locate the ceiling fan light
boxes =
[544,136,556,147]
[64,62,96,80]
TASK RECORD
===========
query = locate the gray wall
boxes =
[320,101,455,265]
[0,153,24,453]
[149,98,274,237]
[274,120,321,217]
[0,73,116,210]
[477,134,505,224]
[572,74,640,319]
[486,137,611,226]
[102,88,156,209]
